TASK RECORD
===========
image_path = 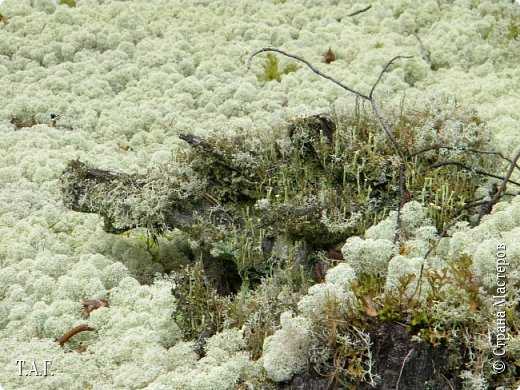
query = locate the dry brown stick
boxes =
[371,99,404,159]
[369,56,413,159]
[57,324,95,347]
[464,192,517,211]
[441,373,455,390]
[347,5,372,17]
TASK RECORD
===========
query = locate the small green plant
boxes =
[258,53,299,82]
[59,0,77,7]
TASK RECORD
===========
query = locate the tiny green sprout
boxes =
[59,0,77,7]
[258,53,299,82]
[259,53,282,82]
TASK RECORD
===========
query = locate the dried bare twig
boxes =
[412,33,432,66]
[247,48,370,100]
[395,348,414,389]
[369,55,413,100]
[411,144,520,171]
[394,162,407,244]
[347,5,372,17]
[477,148,520,223]
[57,324,95,347]
[441,373,456,390]
[247,47,410,158]
[430,160,520,187]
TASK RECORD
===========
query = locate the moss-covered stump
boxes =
[57,104,514,388]
[60,106,499,295]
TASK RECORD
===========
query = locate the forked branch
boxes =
[247,47,370,100]
[368,55,413,100]
[247,47,411,158]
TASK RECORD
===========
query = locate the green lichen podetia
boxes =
[257,53,299,82]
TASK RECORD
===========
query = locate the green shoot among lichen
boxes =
[258,53,299,82]
[59,0,77,7]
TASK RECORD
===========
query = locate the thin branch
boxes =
[369,55,413,100]
[488,148,520,204]
[461,193,517,213]
[368,56,412,158]
[347,5,372,17]
[247,48,410,159]
[478,148,520,223]
[462,199,488,210]
[247,48,370,100]
[57,324,95,347]
[395,348,414,390]
[431,161,520,187]
[441,373,455,390]
[412,33,432,66]
[247,47,409,158]
[412,144,520,171]
[371,99,404,158]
